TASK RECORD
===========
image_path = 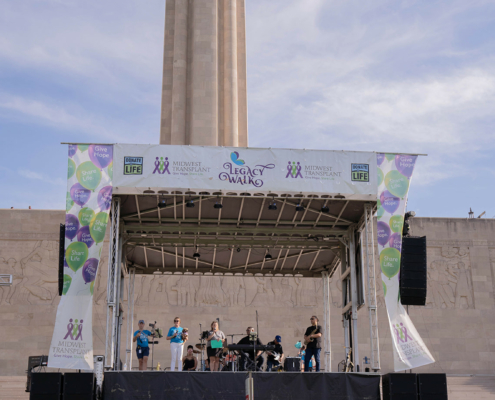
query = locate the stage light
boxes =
[403,211,416,237]
[268,199,277,210]
[265,253,272,261]
[214,196,223,209]
[158,195,167,208]
[321,203,329,213]
[186,196,195,208]
[296,202,304,212]
[193,246,200,259]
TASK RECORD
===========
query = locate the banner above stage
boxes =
[112,144,378,199]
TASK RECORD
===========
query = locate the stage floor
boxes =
[103,371,381,400]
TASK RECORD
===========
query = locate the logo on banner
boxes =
[351,164,369,182]
[219,152,275,187]
[124,157,143,175]
[63,318,84,341]
[153,157,171,175]
[285,161,303,178]
[394,323,413,343]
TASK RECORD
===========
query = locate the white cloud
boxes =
[18,169,65,186]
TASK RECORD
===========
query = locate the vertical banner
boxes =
[376,153,435,371]
[48,144,113,370]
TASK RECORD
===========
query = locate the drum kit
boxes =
[194,343,238,371]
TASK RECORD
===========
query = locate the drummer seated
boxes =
[182,345,198,371]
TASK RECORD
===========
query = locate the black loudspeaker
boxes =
[26,356,49,392]
[284,357,301,371]
[63,373,95,400]
[58,223,65,296]
[30,372,63,400]
[418,373,448,399]
[382,373,418,400]
[400,236,427,306]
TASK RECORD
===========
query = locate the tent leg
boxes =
[349,226,360,372]
[125,268,136,370]
[322,271,331,371]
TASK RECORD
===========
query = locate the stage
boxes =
[103,371,381,400]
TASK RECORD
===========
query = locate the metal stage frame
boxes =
[104,193,381,373]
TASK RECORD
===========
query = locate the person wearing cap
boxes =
[266,335,284,372]
[133,319,154,371]
[166,316,186,371]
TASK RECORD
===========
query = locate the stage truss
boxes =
[105,192,380,372]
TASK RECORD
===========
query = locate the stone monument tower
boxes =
[160,0,248,147]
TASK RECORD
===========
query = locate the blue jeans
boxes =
[266,358,280,371]
[304,347,321,372]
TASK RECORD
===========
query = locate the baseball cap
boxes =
[139,319,145,324]
[275,335,282,343]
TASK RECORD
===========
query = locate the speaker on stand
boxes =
[400,236,427,306]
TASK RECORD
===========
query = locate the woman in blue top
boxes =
[133,319,154,370]
[166,316,187,371]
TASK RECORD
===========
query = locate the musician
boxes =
[166,317,187,371]
[206,321,226,372]
[237,326,264,371]
[133,319,154,371]
[182,345,198,371]
[303,315,322,372]
[266,335,284,371]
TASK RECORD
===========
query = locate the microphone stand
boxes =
[151,321,157,370]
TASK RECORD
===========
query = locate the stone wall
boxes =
[0,210,494,375]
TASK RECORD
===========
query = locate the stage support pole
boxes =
[322,271,331,371]
[340,242,351,365]
[124,267,136,370]
[349,225,360,372]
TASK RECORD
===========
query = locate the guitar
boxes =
[344,348,354,372]
[304,326,318,345]
[267,351,282,362]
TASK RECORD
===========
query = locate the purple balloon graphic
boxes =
[377,153,385,166]
[64,257,68,268]
[395,155,416,178]
[82,258,98,284]
[98,186,113,211]
[389,233,402,251]
[68,145,77,158]
[70,183,91,207]
[88,145,113,170]
[380,190,400,214]
[377,221,391,246]
[77,225,94,248]
[65,214,79,241]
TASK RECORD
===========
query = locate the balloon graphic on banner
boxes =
[66,192,74,212]
[64,257,68,268]
[78,207,95,227]
[90,281,95,295]
[377,168,384,187]
[76,161,101,191]
[68,145,77,158]
[385,153,395,161]
[78,144,89,152]
[77,226,94,248]
[380,190,400,214]
[380,247,401,279]
[108,161,113,180]
[377,221,391,246]
[65,214,79,241]
[389,233,402,251]
[377,153,385,166]
[385,170,409,198]
[63,274,72,295]
[382,281,387,297]
[88,145,113,169]
[65,242,88,272]
[90,212,109,244]
[82,258,98,284]
[97,186,112,211]
[68,158,76,179]
[395,155,416,178]
[389,215,404,233]
[70,183,91,207]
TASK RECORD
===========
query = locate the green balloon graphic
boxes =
[376,199,384,219]
[66,192,74,212]
[385,153,395,161]
[79,207,95,227]
[390,215,404,233]
[63,274,72,295]
[380,247,401,279]
[377,168,384,187]
[79,144,89,152]
[76,161,102,191]
[66,242,88,272]
[90,212,109,244]
[108,161,113,181]
[90,281,95,295]
[382,281,387,297]
[385,170,409,198]
[68,158,76,179]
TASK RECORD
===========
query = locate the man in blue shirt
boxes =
[166,316,187,371]
[133,319,154,371]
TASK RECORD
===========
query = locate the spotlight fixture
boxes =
[295,202,304,212]
[193,246,200,259]
[265,252,272,261]
[321,203,329,213]
[158,195,167,208]
[214,196,223,209]
[186,196,195,208]
[268,198,277,210]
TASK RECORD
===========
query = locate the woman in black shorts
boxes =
[206,321,225,371]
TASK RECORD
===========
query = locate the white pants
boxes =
[170,342,184,371]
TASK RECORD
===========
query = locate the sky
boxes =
[1,0,494,218]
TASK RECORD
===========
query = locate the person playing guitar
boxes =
[303,316,322,372]
[266,335,284,371]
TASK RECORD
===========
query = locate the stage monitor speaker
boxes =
[63,373,95,400]
[418,373,448,399]
[58,223,65,296]
[400,236,427,306]
[382,373,418,400]
[30,372,63,400]
[284,357,301,372]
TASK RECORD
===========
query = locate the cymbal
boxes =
[195,343,206,350]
